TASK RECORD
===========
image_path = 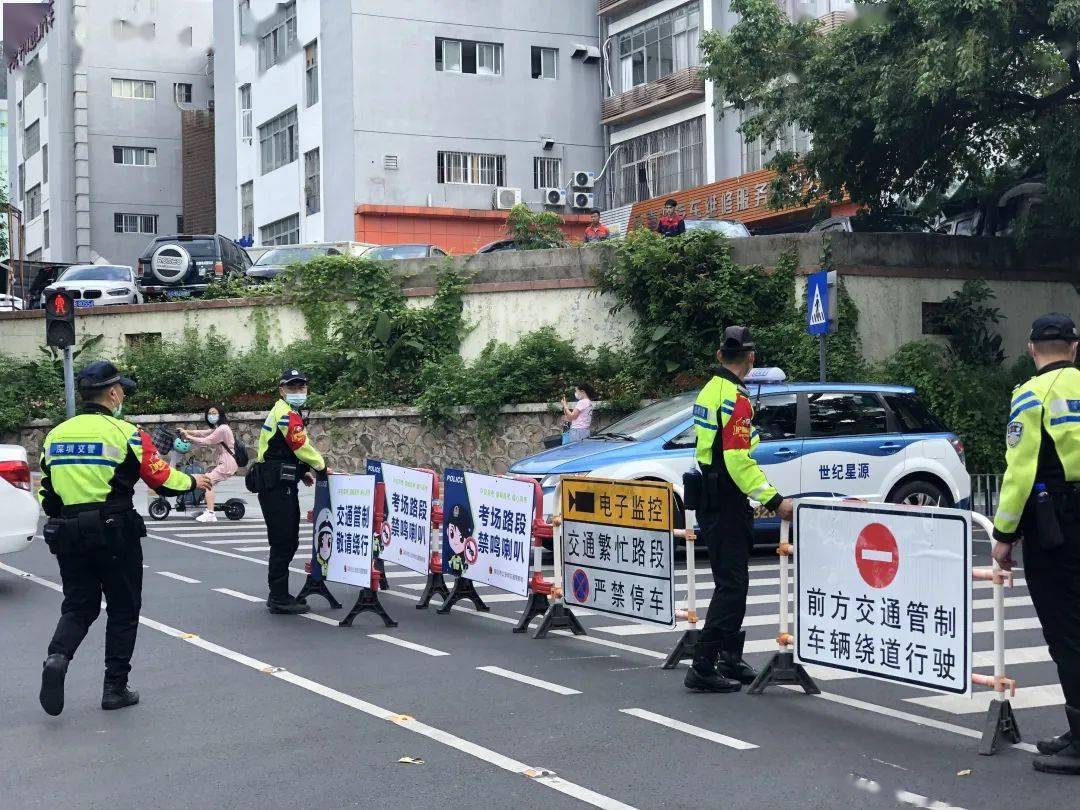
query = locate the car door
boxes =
[800,391,900,500]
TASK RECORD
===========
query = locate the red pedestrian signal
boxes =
[45,290,76,349]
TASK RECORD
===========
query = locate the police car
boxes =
[509,370,970,533]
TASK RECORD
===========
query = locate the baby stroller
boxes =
[147,427,246,521]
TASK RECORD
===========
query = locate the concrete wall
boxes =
[0,234,1075,364]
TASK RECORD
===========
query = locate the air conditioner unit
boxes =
[571,191,595,210]
[571,170,596,190]
[492,186,522,210]
[542,187,567,207]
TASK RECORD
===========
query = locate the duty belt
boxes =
[61,499,135,518]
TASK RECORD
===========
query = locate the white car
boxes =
[0,445,38,555]
[43,264,143,309]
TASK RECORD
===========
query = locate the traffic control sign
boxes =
[855,523,899,588]
[806,270,837,335]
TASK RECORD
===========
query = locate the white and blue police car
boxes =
[509,369,971,535]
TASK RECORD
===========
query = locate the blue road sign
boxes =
[807,270,835,335]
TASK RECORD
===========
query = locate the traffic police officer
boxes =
[256,368,329,614]
[686,327,794,693]
[37,361,207,716]
[992,313,1080,775]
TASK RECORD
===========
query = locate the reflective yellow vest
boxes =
[993,362,1080,540]
[257,398,325,470]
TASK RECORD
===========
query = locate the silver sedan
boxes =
[42,264,143,309]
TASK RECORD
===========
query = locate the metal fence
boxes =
[970,474,1003,517]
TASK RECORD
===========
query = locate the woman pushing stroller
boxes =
[179,406,238,522]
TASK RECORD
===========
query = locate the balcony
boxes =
[597,0,654,16]
[601,67,706,126]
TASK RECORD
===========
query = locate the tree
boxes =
[701,0,1080,228]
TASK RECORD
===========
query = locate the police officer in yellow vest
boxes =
[37,361,208,716]
[255,368,329,614]
[991,313,1080,775]
[686,327,794,693]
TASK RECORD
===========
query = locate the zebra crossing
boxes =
[150,517,1062,724]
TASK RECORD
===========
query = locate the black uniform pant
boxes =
[259,484,301,601]
[48,539,143,684]
[698,496,754,648]
[1022,494,1080,710]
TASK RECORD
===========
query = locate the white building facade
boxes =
[5,0,213,269]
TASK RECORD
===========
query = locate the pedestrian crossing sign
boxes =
[806,270,837,335]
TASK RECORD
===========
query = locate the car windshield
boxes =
[595,392,698,442]
[58,266,130,282]
[686,220,750,237]
[255,247,328,265]
[366,245,429,260]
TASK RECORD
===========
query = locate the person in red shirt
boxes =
[656,199,686,237]
[583,209,610,243]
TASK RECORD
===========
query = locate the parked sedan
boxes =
[685,219,752,237]
[363,244,449,260]
[247,242,376,282]
[43,264,143,309]
[0,445,37,556]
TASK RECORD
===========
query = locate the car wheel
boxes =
[888,479,952,508]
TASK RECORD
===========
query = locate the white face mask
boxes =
[285,392,307,408]
[207,414,219,426]
[574,390,585,401]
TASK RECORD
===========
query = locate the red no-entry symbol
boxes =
[855,522,899,589]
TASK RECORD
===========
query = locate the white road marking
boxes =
[905,684,1064,714]
[204,538,270,545]
[213,587,263,602]
[168,529,262,538]
[0,560,633,810]
[156,571,201,584]
[896,789,965,809]
[302,613,341,627]
[620,708,757,751]
[368,634,450,657]
[477,665,581,695]
[235,546,272,552]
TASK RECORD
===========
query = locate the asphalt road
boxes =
[0,482,1073,809]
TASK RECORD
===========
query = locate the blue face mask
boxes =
[207,414,219,426]
[284,393,307,408]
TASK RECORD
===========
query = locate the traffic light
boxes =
[45,290,76,349]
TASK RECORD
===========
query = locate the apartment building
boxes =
[214,0,605,252]
[598,0,852,224]
[5,0,213,269]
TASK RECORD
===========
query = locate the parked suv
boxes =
[509,374,970,536]
[137,234,251,299]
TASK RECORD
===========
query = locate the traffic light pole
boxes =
[63,346,75,418]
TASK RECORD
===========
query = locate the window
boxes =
[741,105,811,173]
[533,156,561,189]
[437,151,506,185]
[435,38,503,75]
[111,78,156,99]
[304,148,321,215]
[260,213,300,246]
[113,213,158,234]
[25,184,41,220]
[616,2,700,94]
[241,181,254,239]
[808,392,887,437]
[24,121,40,157]
[113,146,158,166]
[239,84,252,142]
[43,210,49,248]
[238,0,250,37]
[174,83,193,104]
[754,394,798,441]
[41,144,47,184]
[607,117,704,208]
[258,107,298,174]
[304,41,319,106]
[42,83,47,116]
[531,47,558,79]
[18,164,24,199]
[16,101,22,124]
[259,1,297,70]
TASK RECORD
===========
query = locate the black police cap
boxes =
[1030,313,1079,343]
[721,326,755,353]
[76,360,137,392]
[279,367,308,385]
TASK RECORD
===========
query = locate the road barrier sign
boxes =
[297,476,343,609]
[324,474,377,589]
[370,460,434,576]
[560,477,675,627]
[794,499,972,695]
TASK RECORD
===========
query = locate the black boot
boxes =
[266,596,310,615]
[1034,706,1080,774]
[101,681,140,711]
[1037,730,1073,756]
[717,631,759,685]
[39,653,69,716]
[684,641,741,693]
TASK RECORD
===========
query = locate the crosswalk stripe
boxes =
[204,538,270,545]
[169,529,262,538]
[477,665,581,696]
[905,684,1064,714]
[235,545,270,552]
[213,587,263,602]
[620,708,757,751]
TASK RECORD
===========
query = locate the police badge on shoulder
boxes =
[1006,421,1023,447]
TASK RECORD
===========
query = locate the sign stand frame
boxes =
[417,498,449,609]
[436,577,489,614]
[533,480,586,639]
[340,584,398,628]
[663,508,700,669]
[748,519,820,696]
[515,591,550,633]
[296,576,342,610]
